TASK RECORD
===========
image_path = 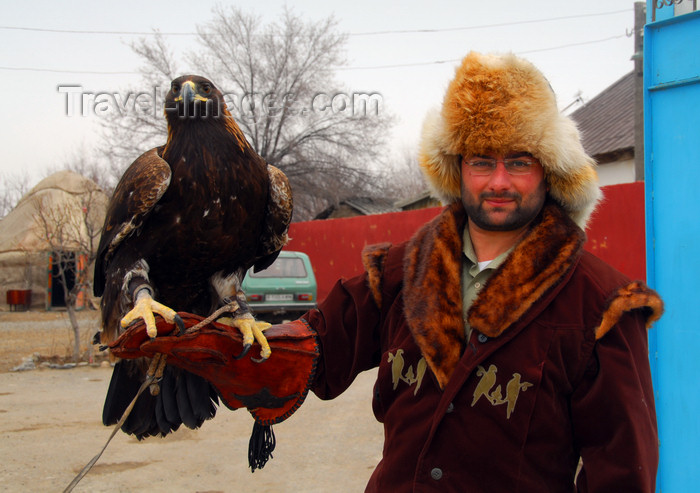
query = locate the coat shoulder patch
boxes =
[594,281,664,340]
[362,242,392,309]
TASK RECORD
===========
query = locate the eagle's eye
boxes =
[202,83,212,94]
[171,83,180,93]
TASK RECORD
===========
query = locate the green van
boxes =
[242,250,317,322]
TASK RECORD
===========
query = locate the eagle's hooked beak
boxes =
[175,80,208,104]
[181,80,196,104]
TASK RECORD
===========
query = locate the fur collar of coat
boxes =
[363,201,663,390]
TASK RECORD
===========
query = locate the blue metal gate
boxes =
[644,3,700,491]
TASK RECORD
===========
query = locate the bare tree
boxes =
[101,7,393,220]
[32,189,105,362]
[99,33,177,183]
[0,172,31,219]
[377,145,428,202]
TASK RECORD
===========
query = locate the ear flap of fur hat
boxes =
[418,52,601,229]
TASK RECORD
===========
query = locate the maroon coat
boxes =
[306,202,662,492]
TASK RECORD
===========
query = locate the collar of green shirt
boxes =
[462,225,512,276]
[461,225,514,338]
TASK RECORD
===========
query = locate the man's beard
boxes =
[461,186,546,232]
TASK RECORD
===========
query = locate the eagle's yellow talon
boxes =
[218,315,272,360]
[120,291,178,338]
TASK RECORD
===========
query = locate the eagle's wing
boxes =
[253,164,293,273]
[93,147,171,297]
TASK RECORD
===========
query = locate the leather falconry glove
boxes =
[108,312,319,471]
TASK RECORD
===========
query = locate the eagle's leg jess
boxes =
[217,292,272,362]
[121,286,185,338]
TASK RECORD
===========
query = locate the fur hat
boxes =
[418,51,601,228]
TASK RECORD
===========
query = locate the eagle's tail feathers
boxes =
[123,391,159,438]
[185,371,218,423]
[103,361,217,439]
[154,387,180,435]
[102,360,140,427]
[175,372,198,429]
[102,360,159,438]
[160,368,182,430]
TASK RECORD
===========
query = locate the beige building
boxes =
[0,171,108,311]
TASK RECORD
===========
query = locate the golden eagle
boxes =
[94,75,292,437]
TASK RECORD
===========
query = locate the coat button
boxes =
[446,402,455,414]
[430,468,443,480]
[477,333,489,343]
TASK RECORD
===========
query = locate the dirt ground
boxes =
[0,310,383,492]
[0,310,104,373]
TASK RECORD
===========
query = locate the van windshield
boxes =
[249,257,307,278]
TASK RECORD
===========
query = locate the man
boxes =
[111,52,663,492]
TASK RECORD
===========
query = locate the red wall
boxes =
[584,181,646,281]
[287,182,646,303]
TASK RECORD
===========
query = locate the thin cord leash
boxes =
[62,304,237,492]
[186,301,240,333]
[62,373,155,493]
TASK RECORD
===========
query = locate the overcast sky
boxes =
[1,0,642,189]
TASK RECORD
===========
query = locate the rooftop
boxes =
[571,71,635,161]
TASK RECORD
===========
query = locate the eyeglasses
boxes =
[464,157,540,176]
